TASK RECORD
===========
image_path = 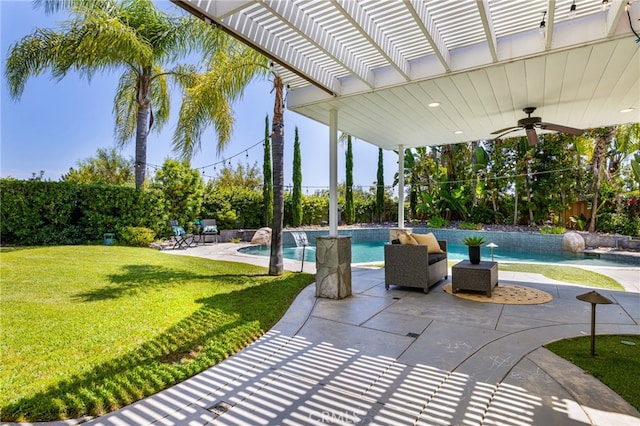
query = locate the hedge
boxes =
[0,180,165,246]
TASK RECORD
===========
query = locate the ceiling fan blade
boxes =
[540,122,584,136]
[526,128,538,146]
[490,128,521,140]
[491,126,520,135]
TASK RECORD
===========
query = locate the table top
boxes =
[453,260,498,270]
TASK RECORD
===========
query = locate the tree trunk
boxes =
[269,76,285,276]
[513,184,518,225]
[471,141,478,207]
[588,127,614,232]
[134,70,152,190]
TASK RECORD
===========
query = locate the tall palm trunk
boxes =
[269,75,284,276]
[134,70,152,190]
[588,127,614,232]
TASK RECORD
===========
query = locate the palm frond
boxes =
[113,70,138,146]
[149,64,170,132]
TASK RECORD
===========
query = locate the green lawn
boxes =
[498,263,624,290]
[545,335,640,411]
[0,246,315,422]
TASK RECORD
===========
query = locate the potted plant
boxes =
[462,236,487,264]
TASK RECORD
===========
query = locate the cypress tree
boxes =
[292,126,303,227]
[345,135,354,224]
[376,148,384,223]
[262,114,273,227]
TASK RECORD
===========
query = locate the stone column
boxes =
[315,236,352,299]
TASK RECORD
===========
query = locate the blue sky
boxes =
[0,0,398,191]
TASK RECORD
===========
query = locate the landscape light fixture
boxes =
[486,242,498,261]
[569,0,577,18]
[576,291,614,357]
[602,0,611,11]
[539,11,547,34]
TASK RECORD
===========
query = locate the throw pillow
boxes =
[398,232,418,245]
[412,232,444,253]
[203,225,217,233]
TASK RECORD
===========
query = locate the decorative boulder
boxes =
[562,232,585,253]
[251,227,272,246]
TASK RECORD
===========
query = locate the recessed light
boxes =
[620,108,635,113]
[454,130,463,134]
[428,102,441,108]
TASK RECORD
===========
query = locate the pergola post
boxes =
[398,144,405,229]
[315,108,352,299]
[329,109,338,237]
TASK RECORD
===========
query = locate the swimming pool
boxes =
[239,240,639,267]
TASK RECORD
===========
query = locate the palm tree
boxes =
[263,114,273,227]
[5,0,220,190]
[588,127,616,232]
[269,74,285,275]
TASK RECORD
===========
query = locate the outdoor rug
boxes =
[443,283,553,305]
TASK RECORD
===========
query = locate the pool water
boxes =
[240,241,638,267]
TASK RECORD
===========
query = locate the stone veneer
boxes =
[315,236,352,299]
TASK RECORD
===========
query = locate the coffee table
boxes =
[452,260,498,297]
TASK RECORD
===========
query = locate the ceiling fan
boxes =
[490,107,584,146]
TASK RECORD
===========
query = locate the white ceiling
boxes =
[174,0,640,150]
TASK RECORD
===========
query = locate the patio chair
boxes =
[169,220,195,249]
[201,219,219,244]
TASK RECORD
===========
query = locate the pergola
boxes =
[174,0,640,235]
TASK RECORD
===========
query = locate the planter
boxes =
[468,245,481,264]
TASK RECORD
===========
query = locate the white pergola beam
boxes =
[476,0,498,62]
[262,0,374,89]
[333,0,412,81]
[405,0,451,72]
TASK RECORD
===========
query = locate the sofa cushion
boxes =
[412,232,444,253]
[428,253,447,265]
[398,232,418,245]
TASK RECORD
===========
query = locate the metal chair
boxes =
[201,219,219,244]
[169,220,195,249]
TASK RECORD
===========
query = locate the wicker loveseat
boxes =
[384,239,448,293]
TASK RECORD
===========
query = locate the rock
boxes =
[251,227,272,245]
[562,232,585,253]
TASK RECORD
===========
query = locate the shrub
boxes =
[539,225,566,234]
[427,216,448,228]
[598,213,640,237]
[119,226,155,247]
[459,221,481,230]
[571,215,587,231]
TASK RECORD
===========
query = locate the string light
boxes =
[568,0,577,19]
[539,11,547,34]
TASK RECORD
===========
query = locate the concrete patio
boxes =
[74,244,640,426]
